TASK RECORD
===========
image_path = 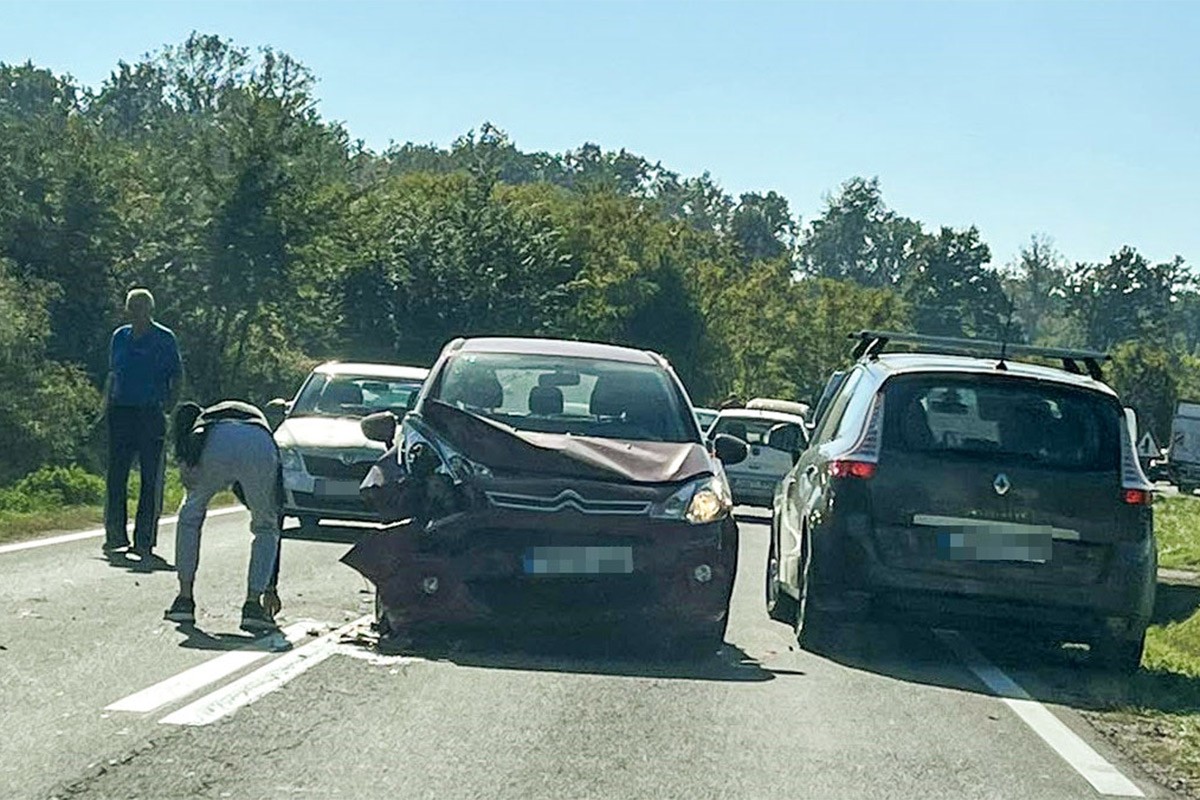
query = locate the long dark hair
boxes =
[172,402,204,465]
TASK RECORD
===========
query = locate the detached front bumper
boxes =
[342,511,739,635]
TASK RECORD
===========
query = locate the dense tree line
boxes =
[0,34,1195,484]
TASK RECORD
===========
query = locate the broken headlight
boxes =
[651,475,733,525]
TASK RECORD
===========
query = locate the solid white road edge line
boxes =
[159,615,372,727]
[935,629,1144,798]
[106,621,315,714]
[0,506,247,555]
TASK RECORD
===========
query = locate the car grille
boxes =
[290,491,367,512]
[302,454,375,481]
[485,490,651,516]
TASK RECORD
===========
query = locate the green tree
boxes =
[904,226,1011,339]
[798,176,922,288]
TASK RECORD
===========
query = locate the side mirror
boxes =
[266,398,292,414]
[713,433,749,466]
[361,411,397,444]
[265,398,291,431]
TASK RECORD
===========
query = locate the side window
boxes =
[813,368,864,444]
[833,374,880,443]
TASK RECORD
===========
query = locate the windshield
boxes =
[291,373,424,419]
[882,374,1121,471]
[431,352,696,443]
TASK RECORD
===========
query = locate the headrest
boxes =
[444,368,504,410]
[529,385,564,415]
[322,381,364,408]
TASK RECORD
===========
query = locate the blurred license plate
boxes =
[523,546,633,575]
[936,530,1053,563]
[314,479,360,497]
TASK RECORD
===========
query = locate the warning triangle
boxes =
[1138,431,1161,458]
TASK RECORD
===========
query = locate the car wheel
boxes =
[795,545,835,654]
[1091,629,1146,675]
[766,517,798,625]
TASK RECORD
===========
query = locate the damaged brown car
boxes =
[341,337,749,652]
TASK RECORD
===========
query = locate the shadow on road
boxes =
[100,551,175,574]
[354,626,778,684]
[166,622,294,652]
[799,579,1200,718]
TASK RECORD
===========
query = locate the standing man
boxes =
[166,401,282,632]
[102,288,183,558]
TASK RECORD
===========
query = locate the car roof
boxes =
[715,409,807,424]
[865,353,1118,397]
[314,362,430,380]
[453,337,661,365]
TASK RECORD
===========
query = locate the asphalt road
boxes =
[0,509,1180,800]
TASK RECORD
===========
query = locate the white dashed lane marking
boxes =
[106,622,313,714]
[159,615,373,726]
[936,629,1144,797]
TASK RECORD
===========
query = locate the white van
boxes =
[1169,400,1200,493]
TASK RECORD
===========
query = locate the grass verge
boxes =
[1156,494,1200,572]
[0,466,236,547]
[1083,494,1200,796]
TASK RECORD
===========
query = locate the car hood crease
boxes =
[419,400,713,485]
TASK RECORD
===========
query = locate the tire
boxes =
[1181,485,1198,497]
[795,548,836,654]
[1091,629,1146,675]
[766,517,798,625]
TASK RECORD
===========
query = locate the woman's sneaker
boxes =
[240,599,278,633]
[164,596,196,623]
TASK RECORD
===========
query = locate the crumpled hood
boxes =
[418,400,712,484]
[274,416,378,451]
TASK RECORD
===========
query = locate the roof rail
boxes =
[849,330,1110,381]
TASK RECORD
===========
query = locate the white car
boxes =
[272,362,429,529]
[708,408,809,507]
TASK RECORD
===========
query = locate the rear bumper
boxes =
[343,514,739,635]
[817,517,1157,634]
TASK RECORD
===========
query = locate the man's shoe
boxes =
[130,545,154,559]
[240,599,278,633]
[102,539,130,554]
[164,596,196,623]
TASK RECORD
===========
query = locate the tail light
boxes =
[1122,488,1152,506]
[1119,410,1154,507]
[828,392,885,481]
[830,460,877,480]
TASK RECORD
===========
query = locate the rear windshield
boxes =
[881,374,1121,471]
[710,416,779,446]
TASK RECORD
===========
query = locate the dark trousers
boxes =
[105,406,167,549]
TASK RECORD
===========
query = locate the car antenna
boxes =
[996,294,1017,372]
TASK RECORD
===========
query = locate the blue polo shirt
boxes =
[110,322,182,409]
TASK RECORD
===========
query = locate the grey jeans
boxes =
[176,421,281,595]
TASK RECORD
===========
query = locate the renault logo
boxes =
[993,473,1011,496]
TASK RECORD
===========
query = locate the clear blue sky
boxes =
[2,0,1196,268]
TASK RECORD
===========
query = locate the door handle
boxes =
[805,465,818,477]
